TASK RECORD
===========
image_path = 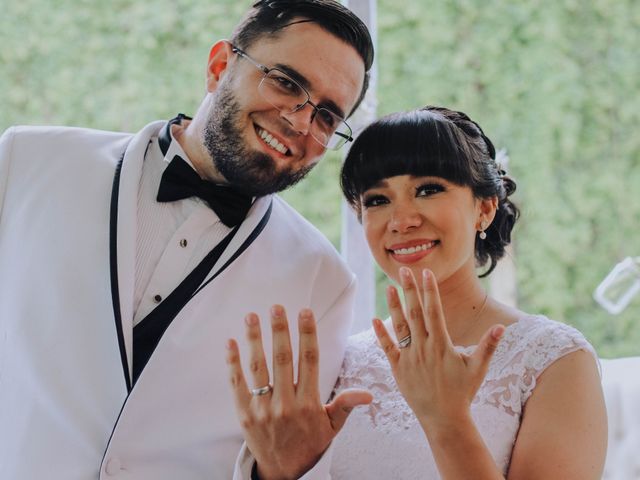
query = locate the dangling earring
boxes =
[479,221,487,240]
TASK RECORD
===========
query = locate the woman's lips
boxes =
[387,240,438,264]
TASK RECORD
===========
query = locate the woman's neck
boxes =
[436,267,490,346]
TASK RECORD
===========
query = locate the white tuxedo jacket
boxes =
[0,122,355,479]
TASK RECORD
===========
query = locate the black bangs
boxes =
[341,109,475,209]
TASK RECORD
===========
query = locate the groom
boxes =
[0,1,373,478]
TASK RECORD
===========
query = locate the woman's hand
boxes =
[373,267,504,430]
[226,305,372,480]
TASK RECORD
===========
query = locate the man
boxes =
[0,1,373,478]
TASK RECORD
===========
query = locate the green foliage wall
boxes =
[1,0,638,356]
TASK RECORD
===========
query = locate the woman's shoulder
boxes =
[503,313,596,361]
[490,313,599,401]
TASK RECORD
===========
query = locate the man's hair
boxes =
[230,0,374,116]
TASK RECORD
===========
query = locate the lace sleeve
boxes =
[517,316,599,404]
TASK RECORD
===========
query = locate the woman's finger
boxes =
[245,312,271,393]
[386,285,411,346]
[296,309,320,402]
[421,269,451,351]
[468,324,505,376]
[225,338,252,411]
[270,304,296,402]
[373,318,400,365]
[399,267,428,341]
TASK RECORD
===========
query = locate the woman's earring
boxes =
[479,221,487,240]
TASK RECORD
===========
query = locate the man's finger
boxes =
[270,304,295,401]
[245,312,271,392]
[225,338,252,411]
[296,308,320,402]
[325,389,373,433]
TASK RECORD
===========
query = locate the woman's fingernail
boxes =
[245,313,258,326]
[400,267,411,282]
[271,305,283,318]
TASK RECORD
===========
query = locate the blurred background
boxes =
[1,0,638,356]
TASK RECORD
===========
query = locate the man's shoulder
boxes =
[270,195,337,250]
[4,124,133,149]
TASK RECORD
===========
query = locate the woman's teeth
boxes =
[257,127,288,154]
[392,242,436,255]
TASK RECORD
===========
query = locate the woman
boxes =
[227,106,607,479]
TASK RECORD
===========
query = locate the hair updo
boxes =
[340,106,520,277]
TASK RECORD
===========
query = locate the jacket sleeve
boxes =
[0,127,16,221]
[314,274,356,403]
[232,442,335,480]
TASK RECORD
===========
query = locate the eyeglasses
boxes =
[231,44,353,150]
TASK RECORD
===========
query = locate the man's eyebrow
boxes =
[273,63,346,119]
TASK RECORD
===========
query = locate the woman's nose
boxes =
[388,203,422,233]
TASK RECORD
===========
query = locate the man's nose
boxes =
[280,103,315,136]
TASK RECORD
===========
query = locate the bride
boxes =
[227,106,607,479]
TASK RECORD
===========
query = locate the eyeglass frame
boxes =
[229,43,354,150]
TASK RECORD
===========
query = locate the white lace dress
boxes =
[329,314,597,479]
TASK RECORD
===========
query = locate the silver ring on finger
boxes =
[397,334,412,349]
[251,384,273,396]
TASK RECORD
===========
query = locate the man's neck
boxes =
[172,119,226,184]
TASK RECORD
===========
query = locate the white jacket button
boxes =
[104,457,122,475]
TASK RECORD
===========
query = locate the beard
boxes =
[202,81,315,197]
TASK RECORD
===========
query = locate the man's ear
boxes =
[206,40,233,92]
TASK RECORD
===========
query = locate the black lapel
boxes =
[109,151,132,392]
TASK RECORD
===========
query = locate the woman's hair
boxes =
[340,106,519,277]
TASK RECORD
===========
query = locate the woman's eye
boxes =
[362,194,388,208]
[416,183,445,197]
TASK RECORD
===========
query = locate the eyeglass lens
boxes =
[258,70,351,149]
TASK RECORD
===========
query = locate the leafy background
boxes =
[1,0,638,356]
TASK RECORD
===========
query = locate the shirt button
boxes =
[179,238,188,247]
[153,294,162,303]
[104,457,122,475]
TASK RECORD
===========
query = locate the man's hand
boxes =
[226,305,372,480]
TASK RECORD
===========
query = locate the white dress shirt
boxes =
[133,127,231,324]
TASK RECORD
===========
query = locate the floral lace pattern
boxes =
[330,315,597,479]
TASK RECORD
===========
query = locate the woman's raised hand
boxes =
[226,305,372,480]
[373,267,505,429]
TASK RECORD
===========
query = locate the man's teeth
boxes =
[258,128,288,154]
[392,243,435,255]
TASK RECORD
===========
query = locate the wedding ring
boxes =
[397,334,412,349]
[250,384,273,396]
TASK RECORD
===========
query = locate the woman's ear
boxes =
[206,40,233,92]
[477,196,499,229]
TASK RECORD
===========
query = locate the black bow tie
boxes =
[157,156,253,227]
